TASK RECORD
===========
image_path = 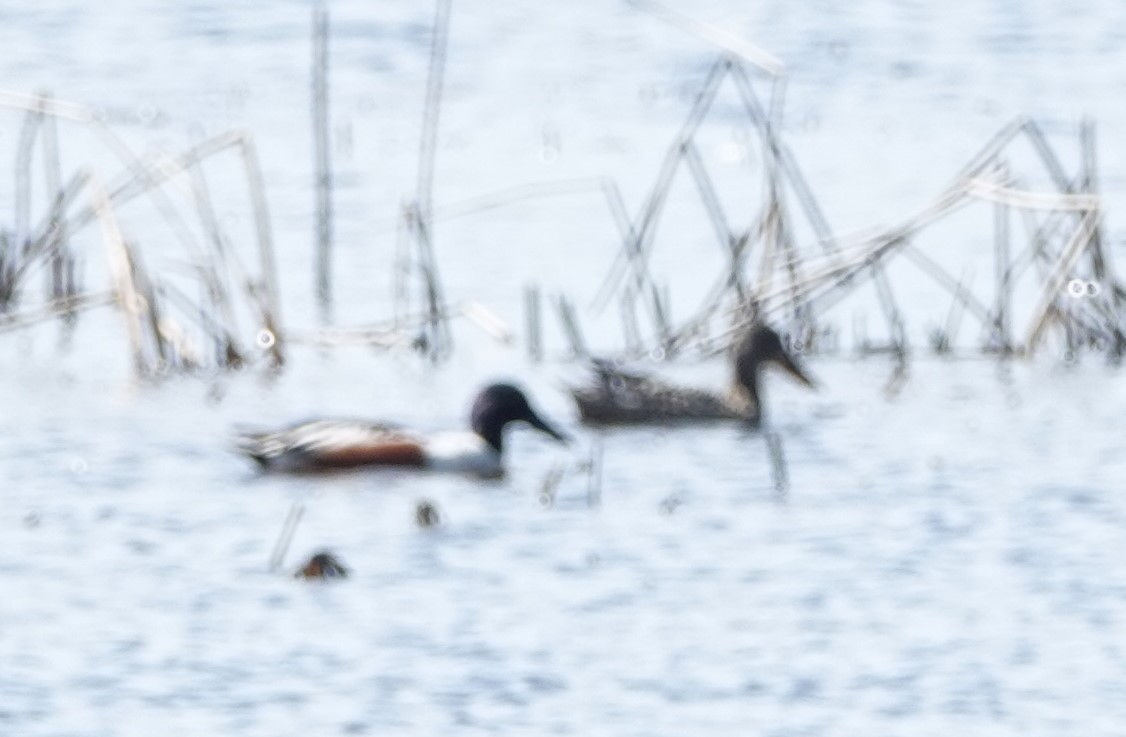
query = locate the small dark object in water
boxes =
[295,551,350,580]
[659,495,683,515]
[416,500,441,528]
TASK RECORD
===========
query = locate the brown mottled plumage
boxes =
[295,551,350,580]
[570,325,815,426]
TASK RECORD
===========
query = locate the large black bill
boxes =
[526,410,571,443]
[777,351,817,389]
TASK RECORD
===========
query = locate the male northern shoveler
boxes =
[234,383,569,477]
[569,324,815,426]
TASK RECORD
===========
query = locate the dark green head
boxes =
[470,383,570,453]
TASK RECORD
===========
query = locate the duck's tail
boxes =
[230,426,284,469]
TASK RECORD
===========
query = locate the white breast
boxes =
[423,432,502,476]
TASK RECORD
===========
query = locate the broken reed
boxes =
[384,0,458,362]
[5,40,1124,372]
[312,0,333,322]
[269,502,306,573]
[601,75,1126,362]
[0,91,284,375]
[474,32,1120,364]
[524,283,542,362]
[580,52,880,362]
[285,299,509,349]
[555,293,588,358]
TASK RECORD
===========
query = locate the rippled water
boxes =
[3,1,1126,735]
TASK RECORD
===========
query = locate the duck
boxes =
[294,551,350,580]
[234,382,569,477]
[569,324,815,426]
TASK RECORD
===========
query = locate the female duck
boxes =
[295,551,350,580]
[235,383,569,477]
[570,324,815,426]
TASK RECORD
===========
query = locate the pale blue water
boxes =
[2,2,1126,735]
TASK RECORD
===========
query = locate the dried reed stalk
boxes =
[524,284,542,362]
[91,177,150,374]
[556,293,588,357]
[269,502,305,573]
[312,0,333,320]
[0,290,114,333]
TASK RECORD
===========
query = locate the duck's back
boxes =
[571,364,743,424]
[234,419,427,472]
